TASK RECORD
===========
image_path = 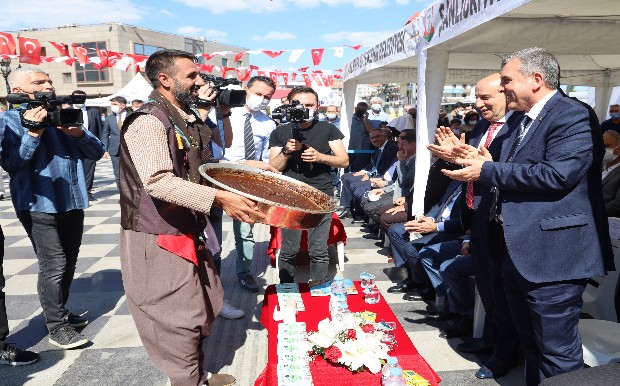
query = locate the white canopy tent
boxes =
[342,0,620,214]
[85,73,153,107]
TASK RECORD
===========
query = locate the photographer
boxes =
[224,76,276,294]
[269,86,349,283]
[0,68,105,350]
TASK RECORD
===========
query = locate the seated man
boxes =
[338,128,397,218]
[387,181,464,299]
[602,130,620,216]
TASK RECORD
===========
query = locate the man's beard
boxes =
[173,81,198,106]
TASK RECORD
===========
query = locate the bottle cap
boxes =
[390,368,402,376]
[387,357,398,365]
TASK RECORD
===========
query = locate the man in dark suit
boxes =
[72,90,103,201]
[101,96,128,191]
[445,48,615,385]
[602,130,620,216]
[338,127,398,218]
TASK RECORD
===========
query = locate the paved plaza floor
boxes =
[1,158,525,385]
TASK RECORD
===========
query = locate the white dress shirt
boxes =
[223,107,276,162]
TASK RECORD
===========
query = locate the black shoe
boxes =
[387,280,417,294]
[238,275,259,293]
[456,340,493,354]
[0,342,40,366]
[426,310,459,321]
[337,209,351,219]
[67,312,89,328]
[351,217,365,224]
[48,324,89,349]
[88,193,97,202]
[439,316,473,339]
[402,288,434,301]
[475,365,511,379]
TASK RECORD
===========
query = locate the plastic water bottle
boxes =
[382,357,400,382]
[330,276,348,310]
[329,294,340,320]
[382,367,406,386]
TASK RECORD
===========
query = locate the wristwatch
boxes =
[222,111,232,118]
[281,147,292,156]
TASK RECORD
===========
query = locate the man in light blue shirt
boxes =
[0,68,105,350]
[224,76,276,293]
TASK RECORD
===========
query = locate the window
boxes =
[236,61,242,68]
[221,58,228,67]
[62,73,72,83]
[134,43,163,56]
[74,41,110,83]
[40,47,47,56]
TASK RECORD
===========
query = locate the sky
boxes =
[0,0,432,73]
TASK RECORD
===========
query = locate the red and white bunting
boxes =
[311,48,324,66]
[18,36,42,65]
[0,32,16,55]
[72,45,90,65]
[262,50,284,58]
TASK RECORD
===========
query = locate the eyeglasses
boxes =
[370,136,383,140]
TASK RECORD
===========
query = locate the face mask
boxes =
[246,93,265,112]
[371,103,381,112]
[73,104,84,109]
[610,112,620,119]
[326,113,338,120]
[603,148,618,164]
[468,120,478,125]
[111,105,120,114]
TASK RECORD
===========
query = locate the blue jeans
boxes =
[18,210,84,332]
[419,239,463,297]
[232,220,255,278]
[279,213,331,283]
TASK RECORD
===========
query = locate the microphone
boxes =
[6,93,31,105]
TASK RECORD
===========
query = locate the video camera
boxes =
[279,99,311,124]
[197,74,246,108]
[6,92,85,128]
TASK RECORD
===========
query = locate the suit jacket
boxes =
[423,158,458,214]
[83,107,103,139]
[480,90,614,283]
[425,180,464,234]
[602,165,620,217]
[364,140,398,176]
[102,113,123,156]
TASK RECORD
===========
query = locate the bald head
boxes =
[474,73,506,122]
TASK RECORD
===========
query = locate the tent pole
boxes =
[341,80,357,151]
[594,70,613,123]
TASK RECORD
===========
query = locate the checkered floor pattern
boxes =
[1,158,525,385]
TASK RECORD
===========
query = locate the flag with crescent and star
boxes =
[49,41,69,57]
[311,48,324,66]
[0,32,16,55]
[72,45,90,65]
[18,36,42,65]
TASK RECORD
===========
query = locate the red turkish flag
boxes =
[221,66,232,78]
[72,45,90,65]
[281,73,289,88]
[262,50,284,58]
[311,48,324,66]
[257,71,266,77]
[312,70,323,74]
[298,67,309,73]
[202,53,217,61]
[312,74,324,87]
[49,41,69,57]
[291,73,297,81]
[200,64,214,73]
[301,74,312,87]
[94,49,109,69]
[249,64,259,71]
[348,45,362,50]
[234,68,250,82]
[0,32,16,55]
[18,37,42,65]
[233,52,245,62]
[269,72,279,87]
[64,57,76,66]
[106,51,125,67]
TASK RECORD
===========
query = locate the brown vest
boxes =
[119,103,208,235]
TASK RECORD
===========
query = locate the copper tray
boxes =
[199,163,337,230]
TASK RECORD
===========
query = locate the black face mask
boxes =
[355,109,365,117]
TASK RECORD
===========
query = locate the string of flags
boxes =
[1,31,362,87]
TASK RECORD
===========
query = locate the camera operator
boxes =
[0,67,105,350]
[269,86,349,283]
[224,76,276,294]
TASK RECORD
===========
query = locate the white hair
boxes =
[7,67,48,90]
[370,96,383,104]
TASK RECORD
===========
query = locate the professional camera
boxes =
[196,74,246,108]
[7,92,85,128]
[281,100,311,124]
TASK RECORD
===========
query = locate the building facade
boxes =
[0,23,249,99]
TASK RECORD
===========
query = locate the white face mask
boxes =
[111,105,121,114]
[246,93,268,111]
[603,148,618,164]
[371,103,382,112]
[468,120,478,125]
[73,104,84,109]
[326,113,338,120]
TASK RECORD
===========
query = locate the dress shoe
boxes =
[238,275,259,293]
[439,316,473,339]
[402,288,434,301]
[456,340,493,354]
[351,217,366,224]
[337,209,351,219]
[426,310,459,321]
[387,280,417,294]
[204,373,236,386]
[475,365,511,379]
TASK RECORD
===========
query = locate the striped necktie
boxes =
[244,113,256,160]
[466,121,502,209]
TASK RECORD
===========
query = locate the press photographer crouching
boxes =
[0,67,105,350]
[269,86,349,283]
